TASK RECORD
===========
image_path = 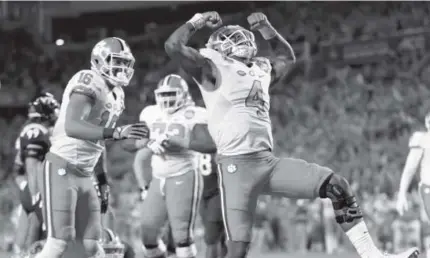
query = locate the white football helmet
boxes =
[155,74,190,114]
[206,25,257,60]
[91,37,135,87]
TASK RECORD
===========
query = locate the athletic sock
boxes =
[346,221,383,258]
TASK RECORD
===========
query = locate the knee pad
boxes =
[319,174,363,224]
[175,243,197,258]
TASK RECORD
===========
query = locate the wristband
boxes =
[96,172,108,186]
[259,26,277,40]
[103,128,115,139]
[187,13,205,30]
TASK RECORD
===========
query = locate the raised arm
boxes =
[247,12,296,85]
[164,12,221,81]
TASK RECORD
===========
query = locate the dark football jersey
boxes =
[198,153,219,199]
[16,121,51,165]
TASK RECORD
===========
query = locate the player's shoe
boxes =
[383,248,419,258]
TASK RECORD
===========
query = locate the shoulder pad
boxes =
[69,69,107,102]
[139,105,159,123]
[409,131,426,148]
[252,57,272,74]
[199,48,227,65]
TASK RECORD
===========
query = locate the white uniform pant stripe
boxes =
[44,161,53,237]
[217,164,231,240]
[189,169,203,240]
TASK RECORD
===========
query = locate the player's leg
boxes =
[419,183,430,258]
[75,176,104,258]
[141,177,168,258]
[35,160,78,258]
[200,193,225,258]
[15,182,42,250]
[14,208,30,251]
[165,170,203,258]
[266,156,419,258]
[217,152,272,258]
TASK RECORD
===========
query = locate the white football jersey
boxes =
[409,131,430,184]
[195,48,273,156]
[139,104,207,178]
[50,69,125,175]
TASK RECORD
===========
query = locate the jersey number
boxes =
[152,123,186,138]
[24,128,41,139]
[198,154,213,176]
[78,72,94,85]
[100,111,119,129]
[245,80,266,114]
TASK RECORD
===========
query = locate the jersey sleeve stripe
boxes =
[26,144,44,150]
[70,85,97,104]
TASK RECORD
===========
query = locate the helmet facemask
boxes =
[99,53,135,87]
[155,88,186,114]
[207,26,257,60]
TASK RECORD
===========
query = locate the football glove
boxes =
[113,122,150,140]
[94,182,110,214]
[247,12,277,40]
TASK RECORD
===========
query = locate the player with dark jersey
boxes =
[197,153,227,258]
[12,92,60,254]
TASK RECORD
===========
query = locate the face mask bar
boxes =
[211,29,257,59]
[155,89,185,113]
[101,53,135,87]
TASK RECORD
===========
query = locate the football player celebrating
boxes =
[164,11,419,258]
[397,112,430,258]
[35,37,150,258]
[134,74,216,258]
[12,93,60,254]
[195,153,226,258]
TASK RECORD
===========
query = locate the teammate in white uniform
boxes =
[133,74,216,258]
[35,37,150,258]
[164,11,419,258]
[397,113,430,258]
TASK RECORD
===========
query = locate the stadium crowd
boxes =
[1,1,430,255]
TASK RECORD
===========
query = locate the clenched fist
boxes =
[188,11,222,30]
[247,12,276,40]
